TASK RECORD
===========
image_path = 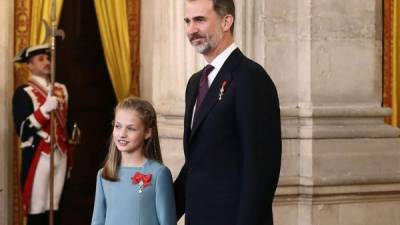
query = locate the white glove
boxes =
[40,92,59,116]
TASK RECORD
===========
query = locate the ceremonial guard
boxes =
[13,43,75,225]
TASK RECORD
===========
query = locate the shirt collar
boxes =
[205,43,237,86]
[207,42,237,71]
[31,75,50,90]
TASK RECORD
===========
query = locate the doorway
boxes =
[56,1,116,225]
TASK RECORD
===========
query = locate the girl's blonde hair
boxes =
[102,96,162,181]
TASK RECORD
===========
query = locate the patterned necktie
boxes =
[196,64,214,112]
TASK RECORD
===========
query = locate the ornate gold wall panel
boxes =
[126,0,141,97]
[14,1,32,224]
[14,0,32,87]
[384,0,400,127]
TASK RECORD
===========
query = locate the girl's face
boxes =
[113,109,151,154]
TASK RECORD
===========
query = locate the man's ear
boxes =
[145,128,152,140]
[222,14,234,32]
[27,61,34,70]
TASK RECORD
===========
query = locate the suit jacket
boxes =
[174,48,282,225]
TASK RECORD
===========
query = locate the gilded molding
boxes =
[383,0,394,121]
[126,0,141,96]
[14,0,32,87]
[13,1,32,224]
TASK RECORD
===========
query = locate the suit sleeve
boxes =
[156,167,177,225]
[173,163,187,220]
[234,66,282,225]
[173,74,198,220]
[91,170,106,225]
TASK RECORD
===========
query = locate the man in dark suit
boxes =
[174,0,282,225]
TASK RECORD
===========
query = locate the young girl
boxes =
[91,97,176,225]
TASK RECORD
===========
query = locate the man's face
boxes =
[27,54,50,78]
[184,0,224,55]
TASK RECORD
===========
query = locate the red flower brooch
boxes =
[131,172,152,193]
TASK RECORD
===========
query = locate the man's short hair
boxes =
[188,0,235,33]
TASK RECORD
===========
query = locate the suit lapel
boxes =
[186,73,201,125]
[184,72,201,152]
[189,49,243,142]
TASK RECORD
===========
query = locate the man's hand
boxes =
[40,92,59,116]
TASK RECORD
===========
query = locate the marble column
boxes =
[140,0,400,225]
[141,0,200,179]
[271,1,400,224]
[0,1,15,225]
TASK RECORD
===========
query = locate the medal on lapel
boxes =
[218,80,228,101]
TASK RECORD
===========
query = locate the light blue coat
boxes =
[91,159,177,225]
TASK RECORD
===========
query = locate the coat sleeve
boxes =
[12,86,50,143]
[156,166,177,225]
[173,163,187,220]
[173,74,197,221]
[91,170,106,225]
[234,65,282,225]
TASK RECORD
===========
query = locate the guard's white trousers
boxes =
[29,149,67,214]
